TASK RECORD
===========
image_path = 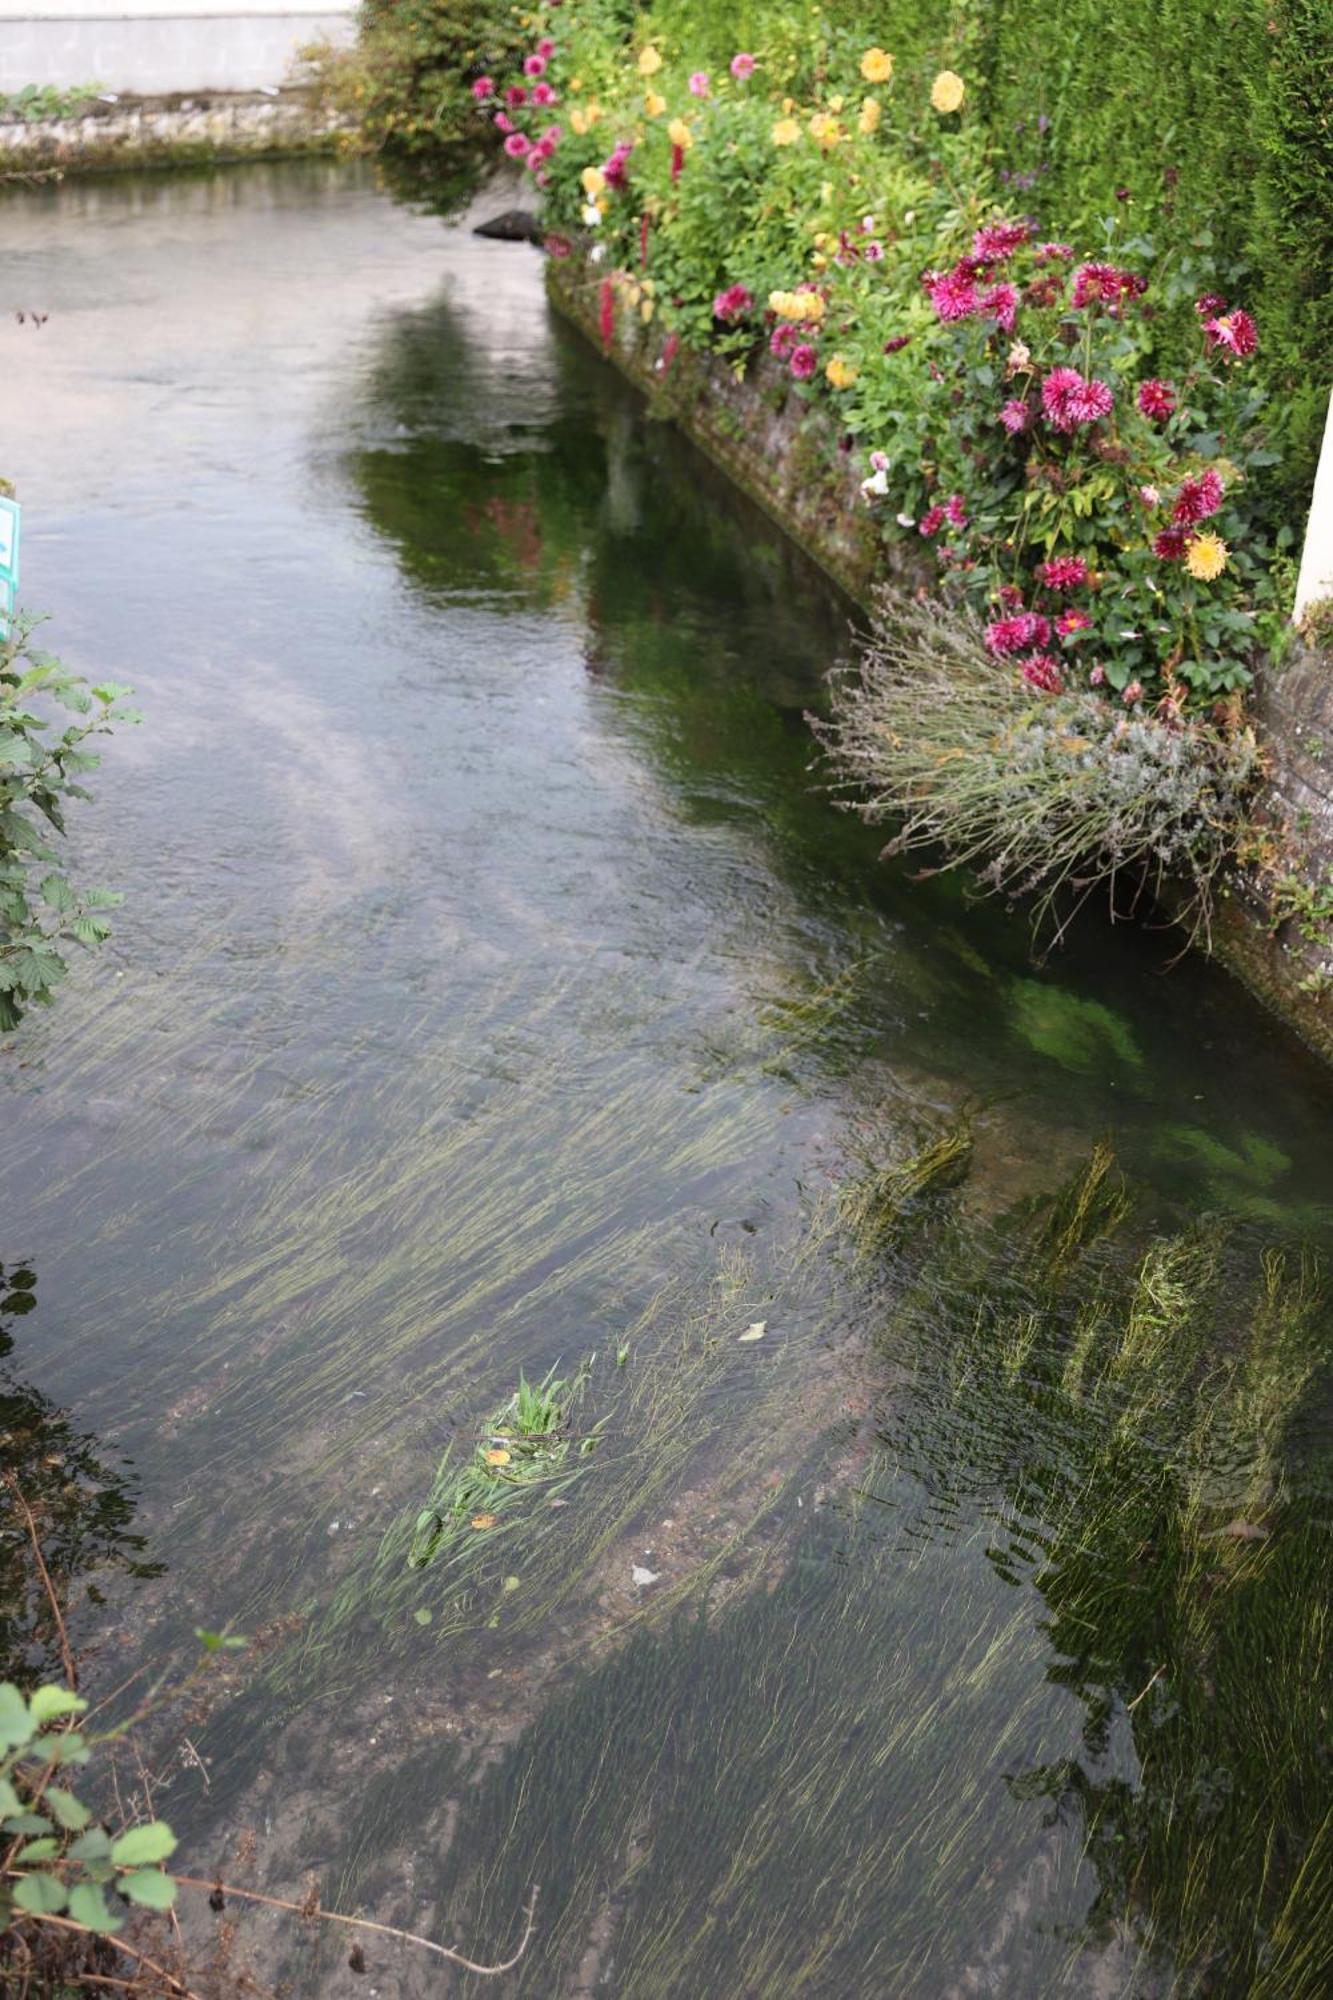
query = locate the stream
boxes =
[2,161,1331,1997]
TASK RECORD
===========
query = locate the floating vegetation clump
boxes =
[838,1118,973,1256]
[406,1363,599,1573]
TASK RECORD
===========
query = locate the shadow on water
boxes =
[0,168,1330,1997]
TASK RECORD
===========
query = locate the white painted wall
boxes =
[1295,390,1333,622]
[0,0,356,95]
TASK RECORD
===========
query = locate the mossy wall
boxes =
[548,249,1333,1069]
[0,89,353,174]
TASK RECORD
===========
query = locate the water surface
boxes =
[1,162,1330,1996]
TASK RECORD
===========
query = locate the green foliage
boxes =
[0,1680,178,1936]
[0,84,103,124]
[0,611,138,1034]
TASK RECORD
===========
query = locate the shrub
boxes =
[814,591,1262,944]
[0,612,138,1034]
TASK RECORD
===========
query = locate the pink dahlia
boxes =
[1137,378,1176,421]
[1071,262,1146,310]
[790,344,818,381]
[986,612,1052,656]
[945,493,969,528]
[1195,292,1228,319]
[1037,554,1088,591]
[472,75,495,99]
[882,333,912,355]
[1172,469,1225,525]
[1042,367,1113,432]
[1123,681,1144,706]
[537,36,555,57]
[998,397,1031,434]
[712,282,753,322]
[919,505,947,537]
[531,80,556,105]
[523,53,547,77]
[731,52,756,79]
[979,282,1020,332]
[504,84,528,107]
[1056,609,1093,636]
[770,323,799,358]
[503,132,531,157]
[1153,527,1188,561]
[602,140,633,189]
[494,110,514,132]
[689,70,711,97]
[996,584,1024,611]
[1021,653,1064,693]
[1089,663,1107,686]
[1204,308,1257,358]
[972,219,1030,261]
[923,267,978,321]
[1034,241,1074,263]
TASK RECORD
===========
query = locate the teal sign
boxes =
[0,498,19,636]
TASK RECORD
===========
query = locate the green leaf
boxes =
[15,1837,60,1861]
[68,1828,112,1863]
[119,1869,178,1910]
[0,1778,20,1817]
[0,1682,34,1749]
[12,1870,68,1915]
[29,1686,87,1727]
[0,732,33,767]
[110,1820,177,1867]
[38,873,77,914]
[69,915,112,947]
[4,1813,53,1835]
[45,1786,91,1830]
[69,1881,123,1932]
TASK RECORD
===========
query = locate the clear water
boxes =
[1,162,1330,1996]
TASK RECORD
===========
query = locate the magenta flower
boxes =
[494,110,514,133]
[996,584,1024,610]
[523,53,547,77]
[712,282,753,322]
[1172,469,1225,525]
[1137,378,1176,421]
[505,85,528,107]
[945,493,969,529]
[1195,292,1228,318]
[531,80,556,105]
[998,398,1030,434]
[882,334,912,354]
[731,52,756,79]
[1056,610,1093,636]
[1203,308,1257,357]
[602,140,633,189]
[770,323,799,358]
[864,241,884,262]
[1037,554,1088,591]
[979,282,1019,332]
[503,132,531,157]
[472,75,495,100]
[1034,241,1074,262]
[919,505,947,537]
[924,267,978,321]
[689,71,711,97]
[1123,681,1144,706]
[972,219,1030,261]
[1042,367,1112,431]
[1071,261,1146,310]
[789,344,818,380]
[537,36,555,58]
[1089,663,1107,686]
[1021,653,1064,693]
[1154,527,1188,561]
[986,612,1052,655]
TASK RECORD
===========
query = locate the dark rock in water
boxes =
[473,209,543,243]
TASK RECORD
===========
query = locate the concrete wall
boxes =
[0,0,355,95]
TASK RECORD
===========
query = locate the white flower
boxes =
[860,468,890,499]
[896,511,916,528]
[582,202,602,227]
[862,213,876,232]
[903,210,915,226]
[590,243,606,263]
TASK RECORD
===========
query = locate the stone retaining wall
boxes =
[0,86,352,170]
[547,252,1333,1065]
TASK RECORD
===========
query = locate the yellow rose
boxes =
[771,117,801,146]
[580,165,606,197]
[570,107,588,135]
[801,291,826,322]
[809,112,842,148]
[638,45,662,77]
[667,117,693,148]
[930,70,965,114]
[860,48,894,84]
[858,96,881,134]
[1184,532,1229,581]
[826,355,859,389]
[644,90,666,117]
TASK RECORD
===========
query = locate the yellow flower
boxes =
[809,112,842,148]
[585,103,602,126]
[811,252,829,271]
[771,116,801,146]
[580,165,606,197]
[641,298,655,323]
[485,1448,512,1466]
[931,70,965,113]
[570,106,588,135]
[644,90,666,117]
[569,76,582,93]
[828,94,845,112]
[860,48,895,84]
[667,117,693,148]
[826,355,859,389]
[638,45,662,76]
[1185,532,1229,581]
[858,96,882,135]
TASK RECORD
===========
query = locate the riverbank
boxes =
[546,250,1333,1067]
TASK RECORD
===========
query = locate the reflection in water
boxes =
[0,1265,162,1683]
[0,166,1330,1996]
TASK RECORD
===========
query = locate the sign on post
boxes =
[0,498,19,638]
